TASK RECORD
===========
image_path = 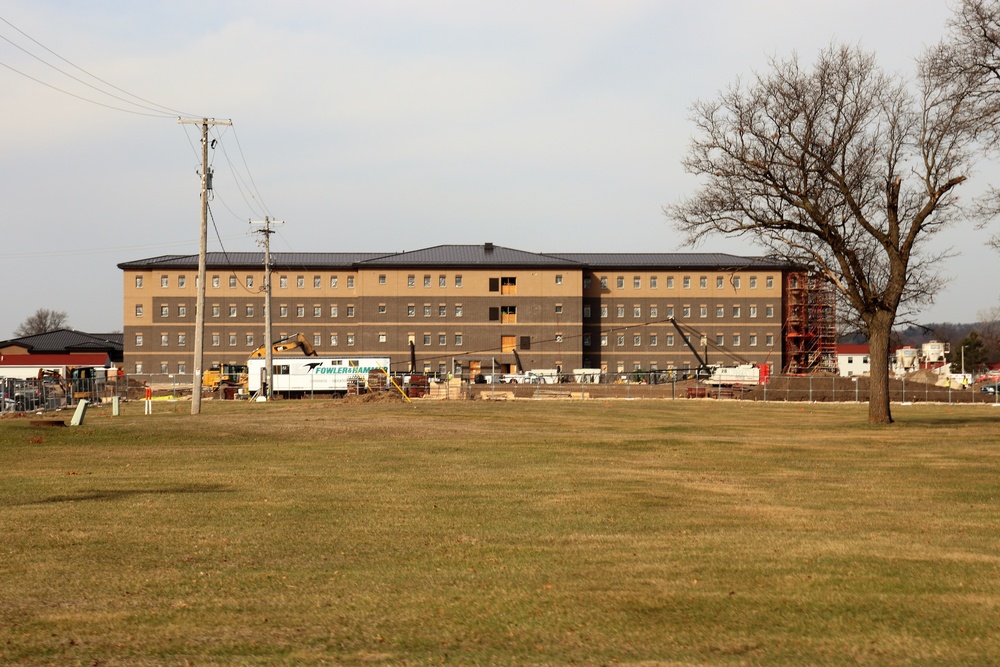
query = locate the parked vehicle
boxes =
[979,383,1000,395]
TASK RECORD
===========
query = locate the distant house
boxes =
[0,329,123,379]
[837,344,870,377]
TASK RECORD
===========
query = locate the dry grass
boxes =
[1,399,999,665]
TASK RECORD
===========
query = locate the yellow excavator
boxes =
[248,333,318,358]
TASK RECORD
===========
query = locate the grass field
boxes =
[2,399,999,666]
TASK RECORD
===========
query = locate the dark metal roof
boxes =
[117,252,392,271]
[0,329,124,355]
[118,247,784,272]
[548,253,789,270]
[357,244,583,268]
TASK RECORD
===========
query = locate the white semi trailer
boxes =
[247,357,391,395]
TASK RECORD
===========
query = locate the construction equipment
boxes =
[668,317,712,378]
[202,363,249,388]
[249,333,318,359]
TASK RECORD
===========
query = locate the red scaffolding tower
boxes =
[783,272,837,375]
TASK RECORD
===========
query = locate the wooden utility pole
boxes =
[250,216,283,400]
[178,117,231,415]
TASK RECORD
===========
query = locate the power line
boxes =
[0,14,200,118]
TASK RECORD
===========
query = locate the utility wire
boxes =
[0,14,200,118]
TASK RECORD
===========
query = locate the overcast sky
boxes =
[2,0,997,339]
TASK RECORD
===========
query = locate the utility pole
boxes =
[250,216,283,400]
[178,117,231,415]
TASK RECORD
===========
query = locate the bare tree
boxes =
[928,0,1000,246]
[667,45,980,424]
[14,309,69,337]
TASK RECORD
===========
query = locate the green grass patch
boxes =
[1,400,999,665]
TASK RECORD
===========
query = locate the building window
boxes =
[178,333,186,346]
[455,275,463,288]
[178,276,186,288]
[633,306,641,318]
[160,275,169,288]
[667,276,675,289]
[136,304,144,317]
[347,276,355,289]
[347,334,355,346]
[455,304,463,317]
[617,306,625,318]
[279,305,288,318]
[617,334,625,347]
[682,306,691,318]
[650,334,658,346]
[584,277,592,289]
[293,276,302,288]
[423,305,432,317]
[347,306,355,318]
[683,277,691,289]
[650,306,658,318]
[160,305,169,318]
[212,275,220,288]
[160,362,169,374]
[314,276,321,289]
[455,334,463,346]
[378,304,387,314]
[178,305,187,317]
[423,334,431,346]
[135,275,144,288]
[212,334,219,346]
[600,276,608,289]
[699,305,707,318]
[749,334,758,346]
[601,305,608,318]
[583,333,592,346]
[229,276,237,288]
[733,334,741,346]
[247,334,255,346]
[135,361,143,374]
[716,276,724,289]
[246,276,254,288]
[716,334,724,346]
[633,277,641,289]
[230,306,238,318]
[617,276,625,289]
[766,276,774,289]
[377,333,386,343]
[766,305,774,318]
[733,277,741,289]
[331,275,338,288]
[666,334,675,346]
[750,305,758,318]
[633,334,641,346]
[330,334,339,346]
[583,305,591,318]
[439,305,447,317]
[555,304,563,314]
[749,276,757,289]
[313,334,322,346]
[135,334,143,346]
[247,305,255,317]
[229,334,237,346]
[766,334,774,346]
[438,334,446,346]
[666,306,674,318]
[716,306,724,318]
[312,306,320,317]
[424,275,432,288]
[556,274,563,285]
[408,274,415,287]
[407,305,415,317]
[331,305,339,317]
[556,333,564,343]
[650,276,658,289]
[160,334,169,346]
[211,305,220,317]
[600,334,608,347]
[700,276,708,289]
[438,275,446,288]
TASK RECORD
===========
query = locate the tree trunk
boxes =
[867,312,895,425]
